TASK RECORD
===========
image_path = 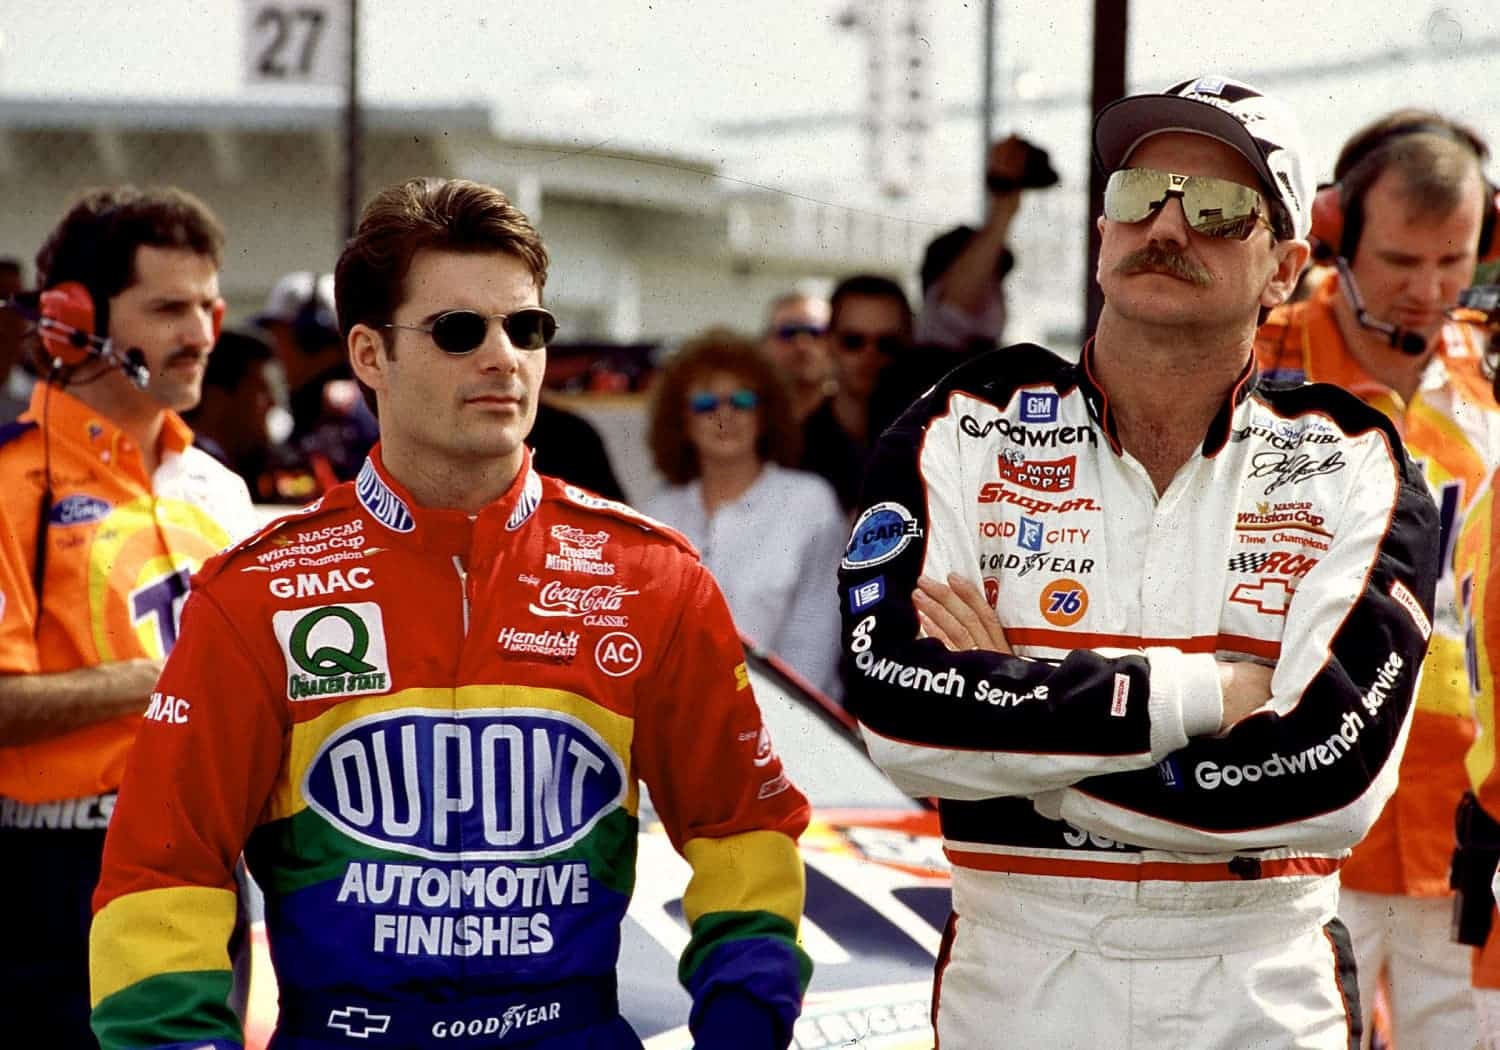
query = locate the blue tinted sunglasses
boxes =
[689,389,759,414]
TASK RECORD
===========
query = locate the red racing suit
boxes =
[839,343,1437,1037]
[90,448,812,1049]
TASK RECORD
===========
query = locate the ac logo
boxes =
[595,631,643,677]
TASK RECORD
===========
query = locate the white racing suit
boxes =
[839,342,1439,1049]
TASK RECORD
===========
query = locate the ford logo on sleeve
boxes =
[841,502,924,570]
[303,708,626,861]
[48,494,112,526]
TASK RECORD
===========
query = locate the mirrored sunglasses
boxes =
[384,307,558,354]
[1103,167,1272,241]
[689,389,760,415]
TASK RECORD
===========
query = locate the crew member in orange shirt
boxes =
[1256,110,1500,1049]
[0,187,255,1046]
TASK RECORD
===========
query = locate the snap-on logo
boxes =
[302,708,626,861]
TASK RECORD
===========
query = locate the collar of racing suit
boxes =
[1076,336,1261,459]
[351,442,545,552]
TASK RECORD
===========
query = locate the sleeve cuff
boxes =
[1143,648,1222,756]
[691,988,787,1050]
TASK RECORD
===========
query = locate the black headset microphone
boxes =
[3,293,151,389]
[1332,259,1430,356]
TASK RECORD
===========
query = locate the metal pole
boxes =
[981,0,996,196]
[1085,0,1127,337]
[342,0,361,241]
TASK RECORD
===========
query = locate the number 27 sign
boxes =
[243,0,351,88]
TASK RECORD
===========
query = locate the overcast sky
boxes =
[1,0,1495,318]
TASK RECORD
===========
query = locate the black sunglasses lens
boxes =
[504,309,556,350]
[430,312,488,354]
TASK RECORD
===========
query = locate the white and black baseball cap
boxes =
[253,270,338,333]
[1093,75,1311,241]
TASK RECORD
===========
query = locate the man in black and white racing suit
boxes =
[838,75,1440,1050]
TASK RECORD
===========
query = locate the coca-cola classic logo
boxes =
[528,581,639,618]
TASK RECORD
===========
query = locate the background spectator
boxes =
[185,327,327,504]
[529,394,629,502]
[760,291,832,423]
[645,329,845,699]
[0,258,32,421]
[802,274,912,513]
[916,133,1057,352]
[254,270,378,482]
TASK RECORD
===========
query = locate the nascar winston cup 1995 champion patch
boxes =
[842,502,923,570]
[273,601,392,701]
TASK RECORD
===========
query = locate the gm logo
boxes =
[303,708,626,861]
[849,576,885,612]
[1018,392,1058,423]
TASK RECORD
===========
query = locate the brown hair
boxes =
[335,177,549,345]
[34,185,225,337]
[1334,110,1491,259]
[648,328,802,484]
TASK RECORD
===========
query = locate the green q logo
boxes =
[289,606,376,677]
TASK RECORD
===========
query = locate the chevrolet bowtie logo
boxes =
[328,1006,392,1039]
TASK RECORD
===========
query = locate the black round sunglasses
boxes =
[384,307,558,354]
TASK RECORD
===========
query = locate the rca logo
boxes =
[595,631,643,677]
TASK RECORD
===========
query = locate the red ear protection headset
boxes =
[1309,118,1500,264]
[15,279,226,389]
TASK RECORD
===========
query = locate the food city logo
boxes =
[976,516,1092,549]
[273,602,391,701]
[995,451,1077,492]
[841,502,923,570]
[544,525,615,577]
[302,707,627,860]
[527,582,636,627]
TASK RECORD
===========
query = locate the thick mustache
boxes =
[1114,244,1212,287]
